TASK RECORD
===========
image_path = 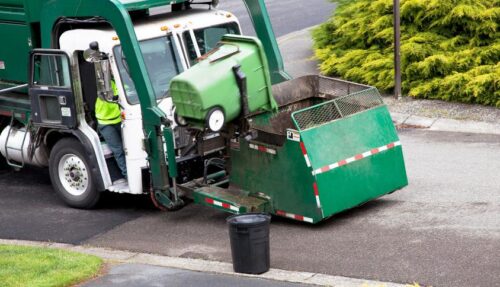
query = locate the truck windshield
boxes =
[113,35,182,105]
[183,22,240,66]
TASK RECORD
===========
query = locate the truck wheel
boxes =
[49,138,100,209]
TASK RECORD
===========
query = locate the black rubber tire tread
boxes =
[49,138,100,209]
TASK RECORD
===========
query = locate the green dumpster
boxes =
[227,75,408,223]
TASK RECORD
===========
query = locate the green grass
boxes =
[0,244,103,287]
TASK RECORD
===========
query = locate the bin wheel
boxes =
[206,107,225,132]
[174,111,188,127]
[49,138,100,209]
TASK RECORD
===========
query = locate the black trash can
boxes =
[227,213,271,274]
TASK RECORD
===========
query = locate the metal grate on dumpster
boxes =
[291,82,384,131]
[317,76,371,98]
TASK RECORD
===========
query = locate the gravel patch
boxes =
[382,95,500,124]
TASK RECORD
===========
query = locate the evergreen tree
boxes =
[313,0,499,107]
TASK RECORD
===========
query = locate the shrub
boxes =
[313,0,500,107]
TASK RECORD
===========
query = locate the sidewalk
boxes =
[0,239,407,287]
[278,27,500,135]
[82,264,307,287]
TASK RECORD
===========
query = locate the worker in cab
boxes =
[95,80,128,186]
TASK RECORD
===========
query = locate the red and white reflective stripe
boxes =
[249,144,276,155]
[276,210,313,223]
[300,142,311,167]
[205,198,239,212]
[312,141,401,176]
[313,182,321,208]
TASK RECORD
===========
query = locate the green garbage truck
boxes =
[0,0,408,223]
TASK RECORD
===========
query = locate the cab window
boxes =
[113,35,183,105]
[183,22,240,66]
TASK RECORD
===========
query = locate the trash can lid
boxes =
[227,213,271,226]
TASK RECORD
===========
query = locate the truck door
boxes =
[29,49,78,129]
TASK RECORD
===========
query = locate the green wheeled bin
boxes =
[170,35,277,131]
[169,34,277,130]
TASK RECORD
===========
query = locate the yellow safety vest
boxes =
[95,81,121,125]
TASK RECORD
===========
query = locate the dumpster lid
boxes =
[227,213,270,226]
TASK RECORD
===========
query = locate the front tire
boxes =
[49,138,100,209]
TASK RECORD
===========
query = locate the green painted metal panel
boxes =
[119,0,186,11]
[193,186,269,214]
[19,0,41,23]
[300,106,408,218]
[316,146,406,216]
[0,5,25,22]
[242,0,290,84]
[230,107,408,223]
[0,0,23,6]
[301,105,399,169]
[229,77,408,223]
[0,22,30,83]
[230,135,323,223]
[0,0,188,22]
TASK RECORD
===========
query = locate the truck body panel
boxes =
[0,22,30,85]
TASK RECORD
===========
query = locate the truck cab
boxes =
[0,0,287,209]
[55,8,241,196]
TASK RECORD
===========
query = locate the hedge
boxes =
[313,0,500,107]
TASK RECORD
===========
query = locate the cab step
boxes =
[193,186,269,214]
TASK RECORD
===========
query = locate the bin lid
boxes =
[227,213,270,226]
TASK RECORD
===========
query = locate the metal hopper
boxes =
[192,75,408,223]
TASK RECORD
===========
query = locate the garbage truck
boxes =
[0,0,408,223]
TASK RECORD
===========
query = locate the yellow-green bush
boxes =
[313,0,500,107]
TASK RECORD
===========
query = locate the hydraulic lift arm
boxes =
[242,0,291,84]
[172,0,291,84]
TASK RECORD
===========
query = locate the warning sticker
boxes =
[0,61,5,70]
[61,107,71,117]
[286,130,300,142]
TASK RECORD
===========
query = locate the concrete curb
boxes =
[0,239,407,287]
[391,112,500,135]
[277,25,318,44]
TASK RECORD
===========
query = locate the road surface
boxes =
[2,130,499,286]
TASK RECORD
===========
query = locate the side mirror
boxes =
[95,59,115,102]
[83,41,104,63]
[84,42,116,102]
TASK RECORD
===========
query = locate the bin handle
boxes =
[196,42,240,63]
[236,226,249,233]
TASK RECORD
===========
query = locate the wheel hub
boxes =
[58,154,89,196]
